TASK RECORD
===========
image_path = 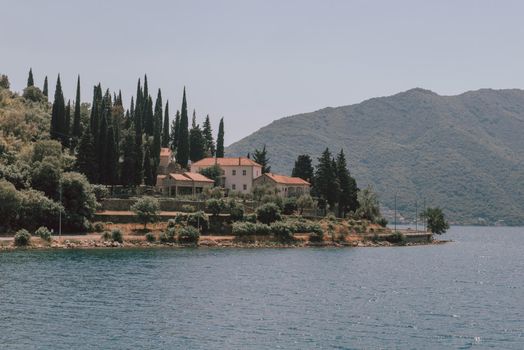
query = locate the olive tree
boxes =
[421,207,450,234]
[131,196,160,230]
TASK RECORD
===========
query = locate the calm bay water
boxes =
[1,226,523,349]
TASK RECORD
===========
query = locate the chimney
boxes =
[238,156,241,165]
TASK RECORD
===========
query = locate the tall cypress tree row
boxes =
[143,142,155,186]
[50,74,66,144]
[202,115,215,156]
[90,84,102,145]
[152,89,162,162]
[103,125,118,185]
[189,120,206,162]
[313,148,340,210]
[162,100,170,147]
[120,127,137,186]
[42,76,48,97]
[73,76,82,140]
[335,149,359,217]
[27,68,34,87]
[176,88,190,167]
[133,79,144,186]
[216,117,225,158]
[170,110,180,151]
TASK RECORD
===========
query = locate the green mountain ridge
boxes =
[226,88,524,225]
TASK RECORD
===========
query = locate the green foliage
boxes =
[0,74,9,89]
[199,165,222,187]
[167,219,177,228]
[377,217,388,227]
[387,231,406,245]
[91,185,110,201]
[18,189,62,231]
[216,117,224,158]
[180,204,196,213]
[32,140,62,163]
[314,148,339,209]
[101,231,112,241]
[35,226,53,242]
[176,88,190,168]
[111,229,123,243]
[282,197,297,215]
[292,154,314,182]
[206,198,226,216]
[356,185,381,222]
[421,207,450,234]
[178,226,200,244]
[244,213,257,223]
[0,179,21,229]
[232,222,271,236]
[296,194,315,214]
[270,222,293,241]
[14,229,31,246]
[145,232,156,242]
[187,211,208,231]
[253,145,270,173]
[256,202,282,225]
[93,222,105,233]
[131,196,160,229]
[61,172,97,232]
[30,158,62,199]
[23,86,46,103]
[202,115,215,156]
[189,122,206,162]
[160,227,177,243]
[335,149,358,217]
[228,200,244,221]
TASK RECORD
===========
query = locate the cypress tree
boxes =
[133,139,144,186]
[176,88,190,167]
[170,110,180,151]
[153,89,163,160]
[162,101,170,148]
[64,100,71,147]
[292,154,314,182]
[76,128,98,183]
[314,148,340,211]
[144,95,154,135]
[90,84,102,145]
[120,128,137,186]
[42,76,48,97]
[143,142,155,186]
[335,149,359,217]
[50,74,66,144]
[202,114,215,156]
[189,123,206,162]
[216,117,225,158]
[73,76,82,139]
[253,145,271,173]
[103,125,118,185]
[27,68,34,87]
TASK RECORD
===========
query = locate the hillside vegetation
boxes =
[227,88,524,225]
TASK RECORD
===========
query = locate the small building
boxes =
[253,173,310,197]
[190,157,262,194]
[158,148,177,175]
[156,172,214,197]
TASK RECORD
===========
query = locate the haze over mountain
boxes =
[227,88,524,225]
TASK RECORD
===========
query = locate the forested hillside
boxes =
[227,88,524,225]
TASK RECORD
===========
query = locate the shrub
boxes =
[111,229,123,243]
[14,229,31,246]
[228,200,244,221]
[17,189,62,231]
[232,222,271,236]
[35,226,53,242]
[187,211,208,231]
[377,217,388,228]
[131,196,160,229]
[22,86,46,102]
[167,219,177,228]
[145,232,156,242]
[244,213,257,223]
[270,222,293,241]
[101,231,112,241]
[174,214,188,225]
[61,172,98,232]
[206,198,226,216]
[260,194,283,209]
[296,194,315,214]
[178,226,200,244]
[387,231,406,245]
[0,179,21,229]
[92,185,110,201]
[93,222,105,233]
[160,227,177,243]
[180,204,196,213]
[282,197,297,215]
[256,203,282,225]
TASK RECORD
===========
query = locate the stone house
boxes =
[156,172,214,196]
[190,157,262,194]
[252,173,310,198]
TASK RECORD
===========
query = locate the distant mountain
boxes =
[227,88,524,225]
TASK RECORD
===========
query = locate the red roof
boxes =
[261,173,310,185]
[168,172,214,183]
[191,157,261,167]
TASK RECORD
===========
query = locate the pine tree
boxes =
[253,145,271,173]
[152,89,162,162]
[76,128,98,183]
[73,76,82,139]
[292,154,314,182]
[170,110,180,151]
[120,128,137,186]
[27,68,34,87]
[162,100,170,147]
[202,114,215,156]
[176,88,190,167]
[216,117,225,158]
[50,74,66,144]
[314,148,340,211]
[335,149,359,217]
[42,76,48,97]
[189,123,206,162]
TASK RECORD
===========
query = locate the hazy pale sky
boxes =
[4,0,524,145]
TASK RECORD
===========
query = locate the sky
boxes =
[3,0,524,145]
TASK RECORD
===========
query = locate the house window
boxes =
[232,170,236,175]
[243,184,247,191]
[243,170,247,176]
[232,184,236,190]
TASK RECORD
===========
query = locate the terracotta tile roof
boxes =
[168,172,214,183]
[160,148,172,156]
[262,173,310,185]
[191,157,261,167]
